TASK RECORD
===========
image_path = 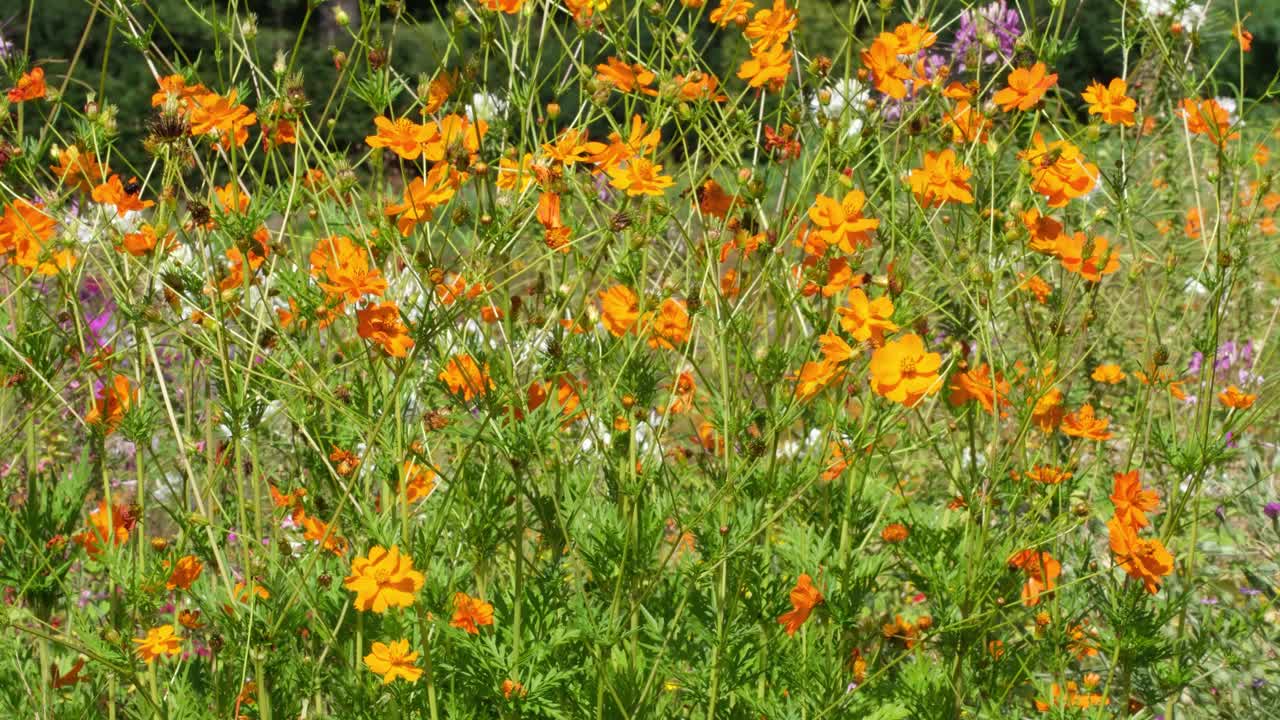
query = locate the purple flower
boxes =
[1187,351,1204,375]
[1214,341,1236,373]
[1264,502,1280,520]
[77,277,118,350]
[950,1,1022,72]
[593,172,615,203]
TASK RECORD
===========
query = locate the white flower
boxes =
[811,78,869,140]
[1138,0,1174,18]
[112,210,145,234]
[1178,3,1207,32]
[580,419,612,454]
[1183,277,1209,295]
[465,92,508,123]
[1214,96,1239,125]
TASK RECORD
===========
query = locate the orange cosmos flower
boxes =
[1107,518,1174,594]
[792,359,845,401]
[942,101,989,143]
[646,298,692,349]
[676,72,728,102]
[666,372,699,415]
[1020,134,1099,207]
[133,626,182,664]
[1182,207,1202,239]
[606,158,675,196]
[438,354,495,401]
[599,285,641,336]
[590,115,662,171]
[365,116,433,160]
[384,165,461,236]
[118,224,177,257]
[1091,364,1126,384]
[1110,470,1160,530]
[1081,78,1136,126]
[992,62,1057,112]
[1035,680,1108,711]
[1179,98,1239,146]
[837,288,897,344]
[502,679,528,699]
[868,333,943,407]
[91,175,155,217]
[821,442,850,481]
[260,118,297,149]
[1007,549,1061,606]
[807,190,879,253]
[421,72,455,115]
[357,303,415,358]
[364,639,423,684]
[696,179,737,218]
[50,146,109,192]
[451,592,495,634]
[0,199,58,272]
[1217,385,1257,410]
[892,21,937,54]
[151,74,208,110]
[1021,274,1052,304]
[595,57,658,95]
[86,374,137,433]
[881,523,909,543]
[948,364,1010,414]
[423,113,486,164]
[74,500,132,558]
[537,192,572,253]
[165,555,205,590]
[744,0,797,52]
[1055,232,1120,282]
[7,67,46,103]
[710,0,754,27]
[301,513,349,556]
[232,581,271,604]
[908,149,974,207]
[1024,465,1072,485]
[343,545,425,613]
[861,34,911,99]
[1234,23,1253,52]
[189,90,258,149]
[542,128,606,166]
[400,460,437,503]
[1021,208,1064,253]
[777,574,824,636]
[1060,403,1112,440]
[737,42,792,91]
[496,153,536,193]
[312,235,388,302]
[818,332,857,365]
[1031,387,1064,432]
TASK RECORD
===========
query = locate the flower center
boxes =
[900,356,918,374]
[374,568,391,584]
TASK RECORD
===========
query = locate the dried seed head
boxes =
[188,201,211,228]
[609,211,633,232]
